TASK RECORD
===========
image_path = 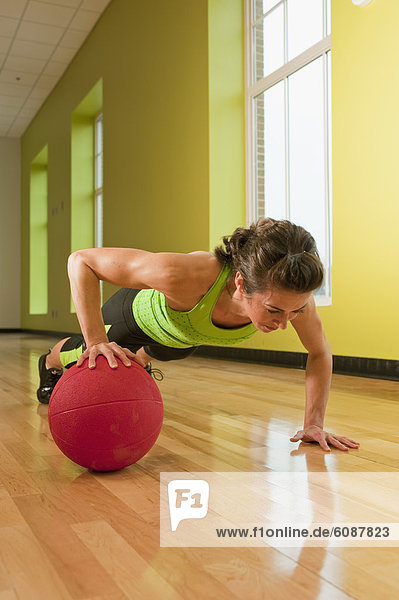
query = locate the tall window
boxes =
[70,78,103,312]
[94,113,103,249]
[246,0,332,304]
[94,112,104,301]
[29,146,48,315]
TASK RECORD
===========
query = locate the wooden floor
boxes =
[0,332,398,600]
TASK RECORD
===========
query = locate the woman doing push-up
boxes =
[37,218,359,453]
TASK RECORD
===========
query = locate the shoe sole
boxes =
[36,351,52,404]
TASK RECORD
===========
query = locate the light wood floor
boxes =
[0,332,398,600]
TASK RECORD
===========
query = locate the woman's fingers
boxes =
[289,430,304,442]
[290,428,360,453]
[109,343,146,368]
[108,343,131,367]
[340,437,360,447]
[331,436,360,448]
[76,349,90,367]
[324,435,348,452]
[313,431,331,452]
[121,348,138,359]
[76,342,145,370]
[122,349,147,368]
[89,347,102,369]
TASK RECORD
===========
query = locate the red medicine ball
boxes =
[48,356,163,471]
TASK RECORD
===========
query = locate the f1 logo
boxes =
[168,480,210,531]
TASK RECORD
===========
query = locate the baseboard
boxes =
[1,329,397,381]
[194,346,399,382]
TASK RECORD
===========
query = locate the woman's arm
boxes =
[67,248,211,368]
[290,297,360,452]
[291,297,332,430]
[68,248,172,347]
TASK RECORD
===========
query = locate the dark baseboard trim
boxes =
[194,346,399,382]
[2,329,398,381]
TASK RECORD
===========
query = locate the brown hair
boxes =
[214,218,324,295]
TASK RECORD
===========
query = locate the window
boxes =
[29,146,48,315]
[70,79,103,312]
[94,113,103,249]
[94,112,104,301]
[245,0,332,304]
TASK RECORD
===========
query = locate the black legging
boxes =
[60,287,197,369]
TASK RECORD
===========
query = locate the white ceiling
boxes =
[0,0,112,138]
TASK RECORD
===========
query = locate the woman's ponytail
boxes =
[214,218,324,294]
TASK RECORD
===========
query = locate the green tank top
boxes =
[132,263,257,348]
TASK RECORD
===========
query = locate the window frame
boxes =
[94,112,103,250]
[244,0,332,305]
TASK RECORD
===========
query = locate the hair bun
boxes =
[213,218,324,294]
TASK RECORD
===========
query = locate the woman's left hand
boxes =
[290,425,360,452]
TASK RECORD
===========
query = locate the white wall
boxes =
[0,137,20,328]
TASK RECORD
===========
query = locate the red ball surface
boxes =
[48,356,163,471]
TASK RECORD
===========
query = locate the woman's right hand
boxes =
[76,341,146,370]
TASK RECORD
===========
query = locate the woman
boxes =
[37,218,359,452]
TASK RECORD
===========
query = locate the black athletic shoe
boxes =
[36,351,63,404]
[144,362,164,381]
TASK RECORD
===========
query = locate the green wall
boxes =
[21,0,398,361]
[209,0,399,361]
[21,0,209,333]
[208,0,246,249]
[326,0,399,361]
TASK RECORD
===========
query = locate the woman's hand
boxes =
[290,425,360,452]
[76,341,147,370]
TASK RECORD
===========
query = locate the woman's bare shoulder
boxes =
[172,251,223,290]
[162,251,225,305]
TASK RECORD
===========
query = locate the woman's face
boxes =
[234,273,312,333]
